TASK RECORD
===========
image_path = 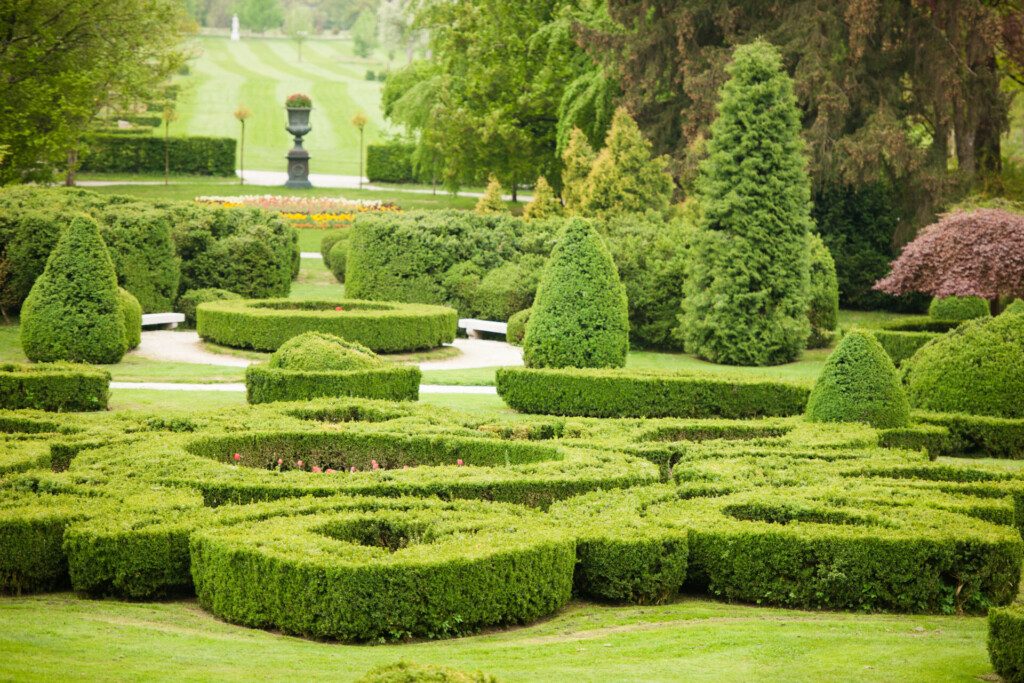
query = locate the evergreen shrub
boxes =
[507,308,531,345]
[989,606,1024,683]
[328,238,349,283]
[177,288,242,328]
[806,233,839,348]
[79,134,235,176]
[118,288,142,351]
[928,295,991,322]
[0,363,109,411]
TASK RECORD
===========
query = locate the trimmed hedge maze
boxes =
[0,363,109,412]
[196,299,458,353]
[246,365,421,403]
[989,605,1024,683]
[2,397,1023,646]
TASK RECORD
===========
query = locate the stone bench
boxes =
[458,318,508,339]
[141,312,186,330]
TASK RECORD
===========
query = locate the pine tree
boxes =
[474,176,509,215]
[678,41,812,366]
[580,107,674,217]
[20,215,127,363]
[561,128,596,215]
[523,177,563,220]
[523,218,629,368]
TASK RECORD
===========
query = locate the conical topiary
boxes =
[805,330,910,428]
[902,313,1024,418]
[580,107,673,217]
[523,177,562,220]
[679,41,812,366]
[20,215,127,363]
[561,127,596,214]
[523,218,629,368]
[474,176,508,215]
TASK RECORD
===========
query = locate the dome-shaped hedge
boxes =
[118,287,142,351]
[20,215,127,363]
[269,332,381,371]
[522,218,629,368]
[805,330,910,428]
[928,295,990,322]
[902,313,1024,418]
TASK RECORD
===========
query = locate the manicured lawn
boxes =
[289,256,345,299]
[108,388,245,412]
[0,593,996,682]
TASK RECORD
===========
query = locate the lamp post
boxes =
[234,105,251,185]
[351,112,367,189]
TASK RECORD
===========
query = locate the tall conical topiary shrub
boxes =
[806,233,839,349]
[475,176,508,215]
[679,41,812,366]
[523,218,629,368]
[561,128,596,214]
[523,177,562,220]
[20,215,127,363]
[580,107,673,217]
[805,330,910,428]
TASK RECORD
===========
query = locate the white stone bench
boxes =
[458,318,508,339]
[141,312,186,330]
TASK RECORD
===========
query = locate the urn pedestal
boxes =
[285,107,312,189]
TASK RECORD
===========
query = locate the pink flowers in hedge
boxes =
[232,452,241,462]
[457,459,464,466]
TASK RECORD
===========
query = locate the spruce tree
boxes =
[474,176,509,215]
[523,218,629,368]
[679,41,812,366]
[580,107,673,217]
[523,177,563,220]
[561,128,596,214]
[20,215,127,363]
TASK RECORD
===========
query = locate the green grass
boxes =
[0,593,997,682]
[108,388,244,412]
[288,256,345,299]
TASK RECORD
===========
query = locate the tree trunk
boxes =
[65,149,78,186]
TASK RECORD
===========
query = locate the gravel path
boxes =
[130,331,522,371]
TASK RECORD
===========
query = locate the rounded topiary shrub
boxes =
[20,215,127,364]
[328,238,349,283]
[902,313,1024,418]
[928,295,990,322]
[269,332,381,371]
[177,288,241,328]
[805,330,910,428]
[118,287,142,351]
[507,308,531,346]
[523,218,629,368]
[988,606,1024,683]
[807,233,839,349]
[320,230,348,266]
[356,661,498,683]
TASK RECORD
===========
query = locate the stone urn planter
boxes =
[284,93,313,188]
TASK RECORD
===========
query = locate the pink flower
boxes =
[334,306,344,311]
[325,468,336,474]
[232,453,241,462]
[277,458,283,466]
[457,459,464,466]
[297,460,304,468]
[350,465,357,473]
[312,466,322,473]
[371,459,380,470]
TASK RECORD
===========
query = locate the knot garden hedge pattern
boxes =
[1,397,1023,642]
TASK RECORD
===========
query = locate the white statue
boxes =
[231,14,240,41]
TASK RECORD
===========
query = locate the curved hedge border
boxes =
[0,363,109,412]
[866,329,940,365]
[989,605,1024,683]
[197,299,457,352]
[246,365,421,404]
[190,497,575,641]
[496,367,810,418]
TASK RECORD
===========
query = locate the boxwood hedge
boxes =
[196,298,457,353]
[246,365,421,403]
[496,367,810,419]
[989,605,1024,683]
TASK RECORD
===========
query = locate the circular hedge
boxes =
[196,298,457,352]
[190,497,575,641]
[903,313,1024,418]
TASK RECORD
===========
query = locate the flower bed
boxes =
[196,195,400,229]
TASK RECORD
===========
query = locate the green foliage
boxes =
[269,332,381,372]
[118,288,142,351]
[366,142,420,183]
[679,41,812,366]
[523,177,562,220]
[523,219,629,368]
[903,314,1024,418]
[80,134,236,176]
[237,0,283,32]
[1004,299,1024,315]
[497,367,810,419]
[469,256,546,322]
[176,288,241,328]
[915,412,1024,460]
[988,606,1024,683]
[328,239,349,283]
[0,362,109,411]
[805,331,910,428]
[806,233,839,349]
[865,329,939,366]
[20,215,126,364]
[246,364,421,404]
[561,127,596,214]
[95,203,180,312]
[928,296,991,322]
[196,298,458,353]
[356,661,499,683]
[320,231,349,267]
[351,10,378,58]
[474,177,509,215]
[507,308,531,345]
[580,108,674,217]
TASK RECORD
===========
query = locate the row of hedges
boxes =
[365,142,422,183]
[246,365,421,403]
[0,187,297,315]
[79,134,236,176]
[0,363,109,411]
[196,299,457,353]
[989,605,1024,683]
[495,367,810,419]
